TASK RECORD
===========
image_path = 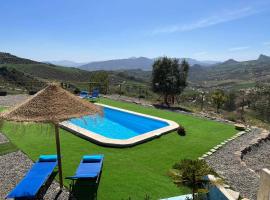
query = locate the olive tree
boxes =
[169,159,215,200]
[211,89,227,113]
[152,57,189,106]
[89,71,109,94]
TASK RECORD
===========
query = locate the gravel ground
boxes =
[0,94,30,107]
[242,139,270,173]
[0,132,9,144]
[205,128,262,200]
[0,151,70,200]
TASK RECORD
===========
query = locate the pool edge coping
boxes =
[59,103,179,147]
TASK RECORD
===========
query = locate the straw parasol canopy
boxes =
[0,84,103,189]
[1,84,102,123]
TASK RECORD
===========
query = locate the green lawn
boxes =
[0,107,18,155]
[0,142,18,156]
[1,98,237,200]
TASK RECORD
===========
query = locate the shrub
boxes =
[0,91,7,96]
[138,95,145,99]
[224,112,237,122]
[28,91,37,95]
[170,159,216,200]
[177,125,186,136]
[73,88,81,94]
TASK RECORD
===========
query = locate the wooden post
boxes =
[55,124,63,189]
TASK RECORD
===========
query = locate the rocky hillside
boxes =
[0,67,45,93]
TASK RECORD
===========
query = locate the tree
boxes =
[251,84,270,122]
[169,159,215,200]
[152,57,189,106]
[235,90,247,121]
[224,91,236,111]
[211,89,227,113]
[197,89,207,111]
[89,71,109,94]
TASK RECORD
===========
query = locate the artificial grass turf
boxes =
[1,98,237,200]
[0,142,18,156]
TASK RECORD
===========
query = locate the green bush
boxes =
[28,91,37,95]
[0,91,7,96]
[177,125,186,136]
[73,88,81,94]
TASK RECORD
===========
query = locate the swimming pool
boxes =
[60,104,178,147]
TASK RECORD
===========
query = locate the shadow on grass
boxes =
[68,179,100,200]
[0,142,18,156]
[152,104,192,113]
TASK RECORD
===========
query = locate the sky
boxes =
[1,0,270,62]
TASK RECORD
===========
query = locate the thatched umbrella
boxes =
[0,84,102,188]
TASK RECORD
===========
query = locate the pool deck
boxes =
[60,103,179,147]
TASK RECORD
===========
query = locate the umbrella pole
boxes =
[55,124,63,189]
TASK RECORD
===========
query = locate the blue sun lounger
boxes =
[86,89,100,101]
[66,154,104,188]
[79,91,89,99]
[6,155,58,199]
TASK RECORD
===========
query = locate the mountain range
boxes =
[44,60,87,67]
[48,57,219,70]
[186,54,270,88]
[1,52,270,91]
[0,52,147,92]
[80,57,220,71]
[111,54,270,89]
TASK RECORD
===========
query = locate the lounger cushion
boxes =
[66,155,104,180]
[39,155,58,162]
[82,155,102,163]
[6,158,57,199]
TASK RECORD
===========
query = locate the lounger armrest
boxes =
[65,173,98,180]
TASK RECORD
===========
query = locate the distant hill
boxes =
[0,52,40,65]
[0,52,148,93]
[257,54,270,62]
[2,52,270,92]
[44,60,87,67]
[79,57,219,71]
[113,54,270,90]
[80,57,153,71]
[188,54,270,88]
[0,67,45,93]
[0,63,94,82]
[221,59,239,65]
[0,52,95,82]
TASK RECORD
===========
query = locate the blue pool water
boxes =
[69,107,169,139]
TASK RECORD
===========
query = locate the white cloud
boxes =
[228,46,250,52]
[152,6,261,34]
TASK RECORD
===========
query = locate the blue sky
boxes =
[1,0,270,62]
